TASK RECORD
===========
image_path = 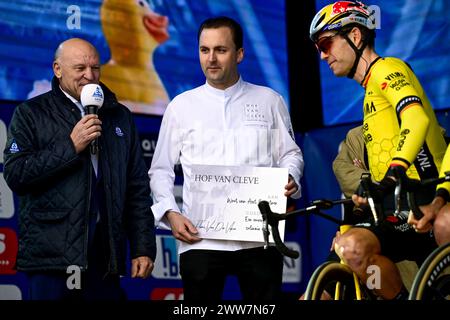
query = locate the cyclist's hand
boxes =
[408,196,446,233]
[408,210,432,233]
[284,175,298,197]
[166,211,201,244]
[373,175,397,201]
[352,181,368,206]
[352,193,368,207]
[354,166,404,203]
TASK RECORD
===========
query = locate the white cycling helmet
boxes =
[310,1,376,41]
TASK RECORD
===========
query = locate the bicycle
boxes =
[258,174,378,300]
[259,172,450,300]
[408,242,450,300]
[402,172,450,300]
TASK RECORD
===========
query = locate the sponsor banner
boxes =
[282,242,301,283]
[0,119,7,164]
[0,227,18,275]
[150,287,184,300]
[0,173,14,219]
[0,284,22,300]
[152,235,180,280]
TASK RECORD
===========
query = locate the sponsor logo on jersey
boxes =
[389,79,410,91]
[416,147,432,172]
[383,72,410,91]
[384,72,405,81]
[397,129,410,151]
[364,101,376,115]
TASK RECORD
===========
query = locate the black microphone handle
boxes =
[85,105,98,155]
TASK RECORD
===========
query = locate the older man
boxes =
[4,38,156,300]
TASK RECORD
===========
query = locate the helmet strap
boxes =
[342,33,369,80]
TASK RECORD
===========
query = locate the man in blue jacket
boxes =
[3,38,156,300]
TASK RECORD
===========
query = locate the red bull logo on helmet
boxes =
[332,1,370,16]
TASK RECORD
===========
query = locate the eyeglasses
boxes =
[315,33,340,55]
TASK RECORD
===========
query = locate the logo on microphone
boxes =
[81,84,104,108]
[93,86,103,99]
[90,86,104,105]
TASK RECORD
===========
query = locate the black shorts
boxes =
[352,185,438,266]
[354,212,437,266]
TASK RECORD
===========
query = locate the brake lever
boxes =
[394,172,402,217]
[360,173,379,225]
[258,201,299,259]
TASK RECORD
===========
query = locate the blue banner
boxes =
[0,0,289,115]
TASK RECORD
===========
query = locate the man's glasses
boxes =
[314,33,340,55]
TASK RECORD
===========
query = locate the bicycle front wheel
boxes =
[409,242,450,300]
[304,261,364,300]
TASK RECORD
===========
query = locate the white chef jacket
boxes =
[149,77,304,254]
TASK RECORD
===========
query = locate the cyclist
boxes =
[408,145,450,245]
[310,1,447,299]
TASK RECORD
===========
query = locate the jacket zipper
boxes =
[83,158,93,271]
[101,146,116,278]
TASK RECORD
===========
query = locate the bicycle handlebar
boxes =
[258,198,353,259]
[395,171,450,220]
[359,173,380,225]
[260,171,450,259]
[258,201,298,258]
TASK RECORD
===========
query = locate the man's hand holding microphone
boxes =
[71,84,104,154]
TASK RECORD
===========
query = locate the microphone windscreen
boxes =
[80,84,104,108]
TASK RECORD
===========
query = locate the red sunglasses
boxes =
[315,33,340,54]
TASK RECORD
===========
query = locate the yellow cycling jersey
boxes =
[361,57,447,182]
[437,146,450,195]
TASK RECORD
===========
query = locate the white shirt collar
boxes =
[60,86,84,115]
[204,76,243,98]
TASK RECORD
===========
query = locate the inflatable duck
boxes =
[100,0,170,114]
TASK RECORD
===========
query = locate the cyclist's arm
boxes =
[372,60,430,175]
[435,145,450,201]
[389,102,429,171]
[408,146,450,232]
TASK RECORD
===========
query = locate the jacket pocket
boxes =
[28,210,71,258]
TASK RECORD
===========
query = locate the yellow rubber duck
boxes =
[100,0,170,114]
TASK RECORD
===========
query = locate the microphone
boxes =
[80,84,104,155]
